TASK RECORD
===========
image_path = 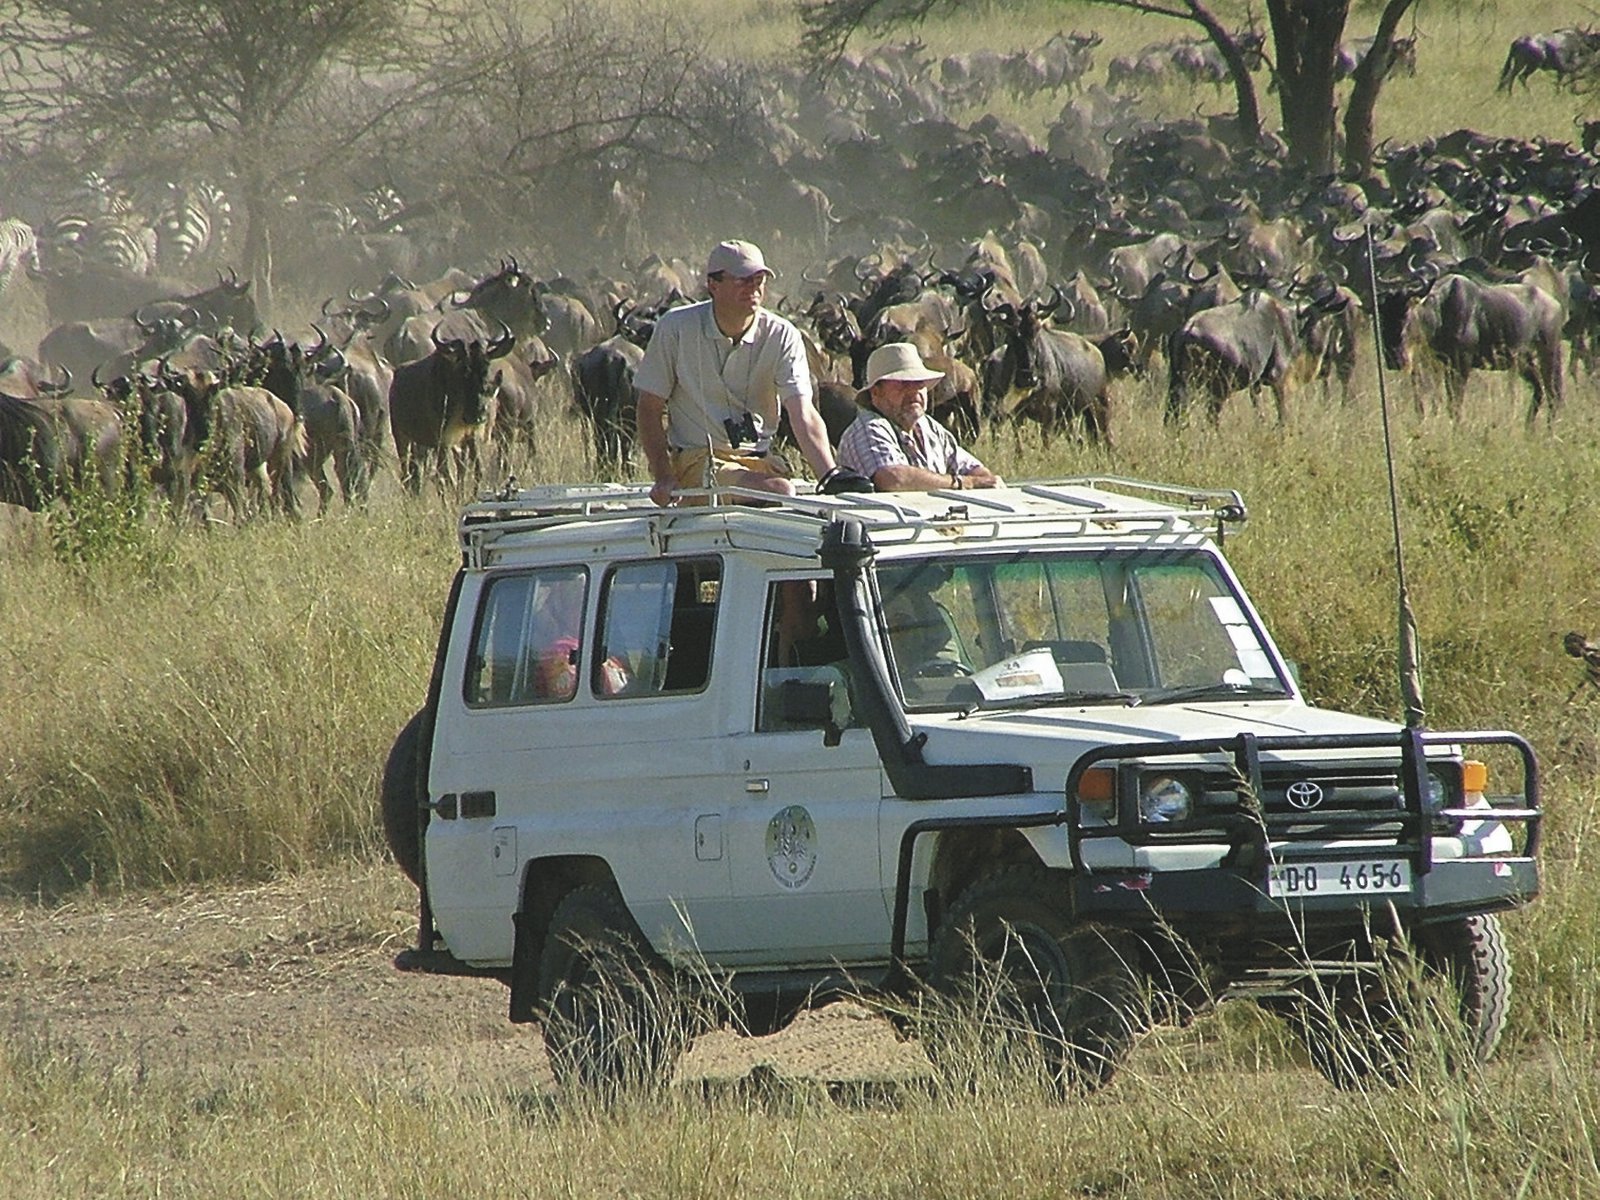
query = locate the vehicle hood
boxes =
[912,700,1406,779]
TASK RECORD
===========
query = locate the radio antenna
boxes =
[1364,227,1426,729]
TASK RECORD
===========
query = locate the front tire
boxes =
[538,884,686,1095]
[1286,914,1510,1089]
[927,866,1145,1093]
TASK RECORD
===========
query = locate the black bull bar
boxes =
[889,728,1540,964]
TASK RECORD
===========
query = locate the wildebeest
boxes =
[255,331,368,512]
[189,384,307,520]
[101,370,196,508]
[1498,27,1600,91]
[982,292,1135,444]
[1334,35,1418,81]
[571,300,658,476]
[1166,289,1303,425]
[388,321,512,492]
[1376,272,1564,425]
[0,392,124,510]
[1126,259,1243,375]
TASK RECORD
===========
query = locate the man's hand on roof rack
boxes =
[818,466,875,495]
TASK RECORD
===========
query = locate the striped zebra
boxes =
[42,172,154,273]
[154,179,233,270]
[82,217,159,274]
[0,217,40,295]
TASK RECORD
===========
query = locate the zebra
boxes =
[82,217,159,274]
[154,180,233,270]
[0,217,40,295]
[41,171,153,272]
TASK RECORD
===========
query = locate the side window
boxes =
[465,567,589,707]
[596,558,721,698]
[758,579,854,732]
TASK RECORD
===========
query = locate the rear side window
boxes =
[464,567,589,706]
[596,558,721,697]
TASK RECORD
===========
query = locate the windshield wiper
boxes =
[1142,682,1289,705]
[962,689,1143,716]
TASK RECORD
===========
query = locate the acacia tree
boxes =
[798,0,1417,178]
[0,0,412,319]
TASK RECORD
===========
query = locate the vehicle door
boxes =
[716,576,890,969]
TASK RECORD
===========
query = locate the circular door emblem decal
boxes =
[766,805,817,890]
[1285,780,1325,811]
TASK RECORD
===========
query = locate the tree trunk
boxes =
[1183,1,1263,145]
[239,166,275,328]
[1265,0,1350,174]
[1342,0,1418,180]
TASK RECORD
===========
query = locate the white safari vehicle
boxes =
[383,478,1541,1090]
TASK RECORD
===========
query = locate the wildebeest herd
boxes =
[2,22,1598,521]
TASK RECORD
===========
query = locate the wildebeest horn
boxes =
[134,303,159,330]
[430,321,446,350]
[1039,283,1073,324]
[486,319,515,360]
[308,324,330,358]
[41,364,72,395]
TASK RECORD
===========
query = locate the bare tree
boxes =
[398,0,723,259]
[0,0,413,319]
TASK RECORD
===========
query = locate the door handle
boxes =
[745,779,770,794]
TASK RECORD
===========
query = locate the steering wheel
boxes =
[914,658,973,679]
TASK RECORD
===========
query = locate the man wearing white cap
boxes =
[636,238,856,505]
[838,342,1001,492]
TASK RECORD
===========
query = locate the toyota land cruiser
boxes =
[383,478,1541,1091]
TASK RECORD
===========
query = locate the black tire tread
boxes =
[537,883,682,1092]
[927,864,1143,1092]
[379,708,426,885]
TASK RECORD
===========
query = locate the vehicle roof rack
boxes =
[457,477,1248,558]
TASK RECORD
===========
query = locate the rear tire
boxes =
[379,709,426,885]
[926,865,1145,1094]
[538,884,686,1095]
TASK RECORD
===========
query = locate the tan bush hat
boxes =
[862,341,944,392]
[706,239,774,279]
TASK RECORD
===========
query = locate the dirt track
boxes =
[0,865,930,1095]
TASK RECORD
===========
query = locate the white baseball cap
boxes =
[706,239,774,279]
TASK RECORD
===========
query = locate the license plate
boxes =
[1269,859,1411,898]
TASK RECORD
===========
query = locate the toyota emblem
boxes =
[1285,780,1325,811]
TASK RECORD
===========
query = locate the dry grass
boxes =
[4,2,1600,1193]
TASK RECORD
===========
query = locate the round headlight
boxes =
[1424,770,1450,814]
[1140,775,1193,823]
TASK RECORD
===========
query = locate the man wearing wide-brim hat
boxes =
[635,238,849,506]
[837,342,1001,492]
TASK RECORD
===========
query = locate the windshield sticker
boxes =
[766,805,817,890]
[1209,596,1247,625]
[1225,622,1262,651]
[1237,649,1275,677]
[971,648,1065,703]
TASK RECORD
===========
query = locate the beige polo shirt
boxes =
[634,301,813,453]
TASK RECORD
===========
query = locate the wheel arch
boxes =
[508,855,618,1024]
[925,827,1046,947]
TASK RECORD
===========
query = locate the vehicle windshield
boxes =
[876,549,1291,711]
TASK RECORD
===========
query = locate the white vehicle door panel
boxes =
[712,727,889,968]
